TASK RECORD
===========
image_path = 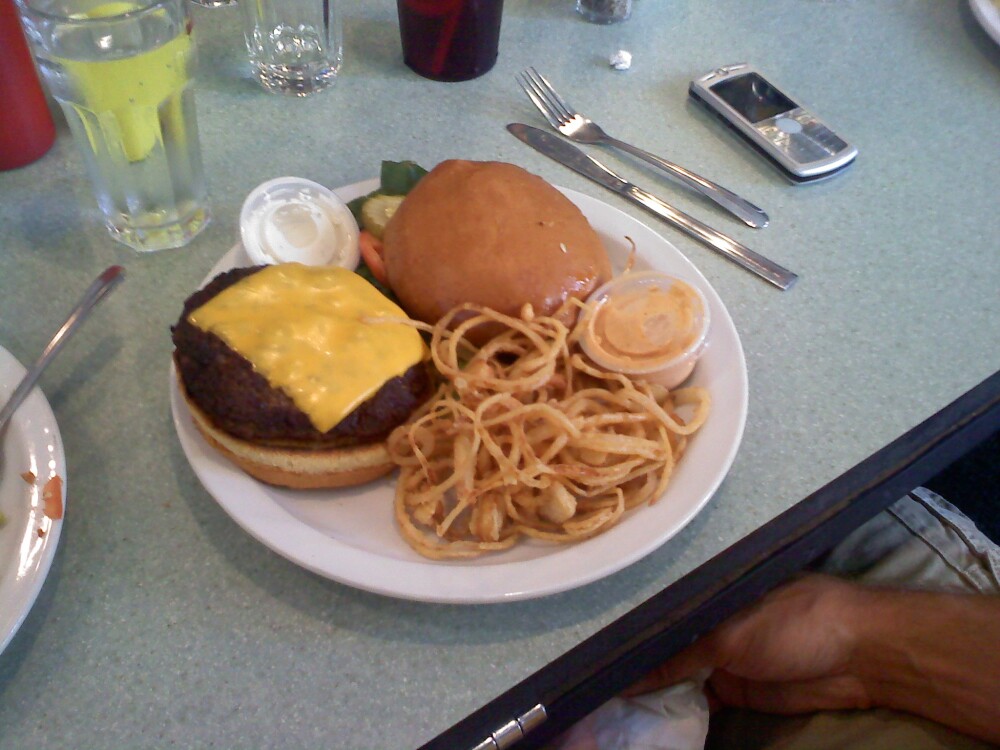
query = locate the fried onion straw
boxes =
[383,301,710,559]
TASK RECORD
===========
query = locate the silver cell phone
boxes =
[689,63,857,182]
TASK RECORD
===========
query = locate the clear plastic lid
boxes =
[580,271,711,389]
[240,177,360,268]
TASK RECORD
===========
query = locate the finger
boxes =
[621,636,717,696]
[702,680,724,713]
[709,671,872,714]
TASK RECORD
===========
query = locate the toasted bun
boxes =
[382,160,612,343]
[182,383,394,489]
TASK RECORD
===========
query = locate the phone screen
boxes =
[710,72,797,123]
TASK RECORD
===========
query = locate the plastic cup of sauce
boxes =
[580,271,710,390]
[240,177,360,268]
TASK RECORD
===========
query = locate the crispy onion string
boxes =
[384,302,710,559]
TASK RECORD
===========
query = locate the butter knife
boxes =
[507,123,798,291]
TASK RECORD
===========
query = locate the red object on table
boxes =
[0,0,56,170]
[397,0,504,82]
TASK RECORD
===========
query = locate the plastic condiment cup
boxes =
[580,271,711,390]
[240,177,360,268]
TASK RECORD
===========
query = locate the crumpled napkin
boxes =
[546,675,710,750]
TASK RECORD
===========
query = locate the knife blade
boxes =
[506,123,798,291]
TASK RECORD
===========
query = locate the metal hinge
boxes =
[469,703,547,750]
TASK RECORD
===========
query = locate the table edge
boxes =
[419,368,1000,750]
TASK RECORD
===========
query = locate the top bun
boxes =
[382,160,612,343]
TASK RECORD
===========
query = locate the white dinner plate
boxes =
[0,345,66,653]
[169,179,748,603]
[971,0,1000,45]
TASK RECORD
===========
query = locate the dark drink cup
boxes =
[397,0,503,82]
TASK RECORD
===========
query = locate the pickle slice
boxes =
[360,194,405,240]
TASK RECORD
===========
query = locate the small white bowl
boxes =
[240,177,360,268]
[580,271,710,389]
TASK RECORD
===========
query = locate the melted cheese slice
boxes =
[188,264,425,433]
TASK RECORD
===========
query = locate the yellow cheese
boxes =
[188,264,425,433]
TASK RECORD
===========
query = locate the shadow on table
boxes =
[961,1,1000,72]
[168,437,724,647]
[0,531,65,683]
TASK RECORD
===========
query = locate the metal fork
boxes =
[0,266,124,436]
[517,67,769,229]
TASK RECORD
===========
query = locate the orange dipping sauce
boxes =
[581,271,709,389]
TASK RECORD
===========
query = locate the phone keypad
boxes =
[756,108,849,163]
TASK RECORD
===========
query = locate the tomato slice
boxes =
[359,230,388,287]
[42,475,64,520]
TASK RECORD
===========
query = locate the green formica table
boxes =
[1,1,998,748]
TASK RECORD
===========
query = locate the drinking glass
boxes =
[19,0,211,252]
[576,0,632,24]
[239,0,343,95]
[396,0,504,82]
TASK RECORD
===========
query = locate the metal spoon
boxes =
[0,265,125,434]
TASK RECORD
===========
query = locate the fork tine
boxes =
[516,71,563,130]
[518,69,565,128]
[521,67,563,123]
[527,67,575,124]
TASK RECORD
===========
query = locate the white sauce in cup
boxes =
[240,177,360,268]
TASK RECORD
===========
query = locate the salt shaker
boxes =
[0,0,56,170]
[576,0,632,24]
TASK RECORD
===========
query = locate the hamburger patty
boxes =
[172,266,433,448]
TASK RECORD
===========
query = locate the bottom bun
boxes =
[183,387,394,489]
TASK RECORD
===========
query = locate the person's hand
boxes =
[626,574,874,714]
[627,572,1000,743]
